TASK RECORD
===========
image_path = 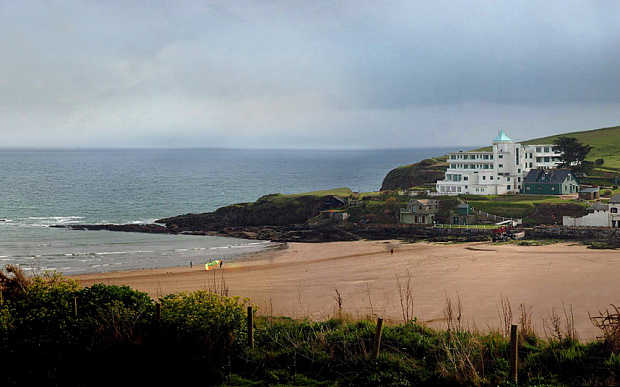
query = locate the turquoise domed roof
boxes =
[493,130,512,142]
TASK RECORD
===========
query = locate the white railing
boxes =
[434,224,497,229]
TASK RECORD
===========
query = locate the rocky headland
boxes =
[380,157,448,191]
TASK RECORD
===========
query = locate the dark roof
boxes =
[610,194,620,203]
[588,203,608,211]
[327,196,347,204]
[523,169,576,184]
[579,187,600,193]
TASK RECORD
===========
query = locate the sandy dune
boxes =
[73,240,620,340]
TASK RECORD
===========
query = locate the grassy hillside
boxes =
[521,125,620,169]
[464,194,589,224]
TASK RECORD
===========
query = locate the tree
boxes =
[596,158,605,166]
[552,137,592,170]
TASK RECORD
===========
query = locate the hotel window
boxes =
[518,177,521,182]
[490,155,494,159]
[464,176,468,181]
[536,147,542,152]
[499,155,503,158]
[544,147,550,152]
[484,165,489,169]
[451,155,456,159]
[536,157,542,162]
[483,176,486,180]
[498,164,503,168]
[490,176,494,180]
[484,155,489,159]
[612,208,618,214]
[544,157,549,162]
[508,185,511,190]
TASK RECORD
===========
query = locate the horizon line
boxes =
[0,145,470,152]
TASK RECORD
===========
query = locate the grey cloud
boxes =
[1,1,620,148]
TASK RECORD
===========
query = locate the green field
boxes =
[464,194,588,223]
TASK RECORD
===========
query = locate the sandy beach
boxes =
[73,240,620,340]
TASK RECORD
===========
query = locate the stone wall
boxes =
[354,226,492,240]
[527,226,620,240]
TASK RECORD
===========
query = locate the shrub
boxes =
[159,290,250,356]
[604,190,613,197]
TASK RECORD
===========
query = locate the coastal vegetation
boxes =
[2,266,620,386]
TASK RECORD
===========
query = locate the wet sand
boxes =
[73,240,620,340]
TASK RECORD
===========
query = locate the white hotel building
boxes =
[436,130,561,195]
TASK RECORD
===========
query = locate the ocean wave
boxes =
[27,216,85,224]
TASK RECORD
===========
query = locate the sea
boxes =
[0,147,456,275]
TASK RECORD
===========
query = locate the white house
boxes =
[399,199,439,224]
[609,194,620,228]
[436,130,562,195]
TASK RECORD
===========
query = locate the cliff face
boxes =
[380,158,448,191]
[157,194,338,230]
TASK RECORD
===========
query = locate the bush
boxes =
[160,290,250,356]
[604,190,613,197]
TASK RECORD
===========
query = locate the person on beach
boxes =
[190,260,193,268]
[220,260,223,269]
[390,248,394,256]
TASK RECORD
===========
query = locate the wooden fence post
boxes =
[73,297,77,318]
[247,305,254,348]
[371,317,384,360]
[509,324,518,382]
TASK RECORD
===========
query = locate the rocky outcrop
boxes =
[58,222,494,243]
[157,193,336,229]
[380,158,448,191]
[52,224,170,233]
[527,226,620,248]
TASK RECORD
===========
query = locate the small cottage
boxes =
[399,199,439,225]
[450,204,477,225]
[578,187,600,200]
[321,196,347,210]
[522,169,579,195]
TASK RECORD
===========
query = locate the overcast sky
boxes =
[2,1,620,149]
